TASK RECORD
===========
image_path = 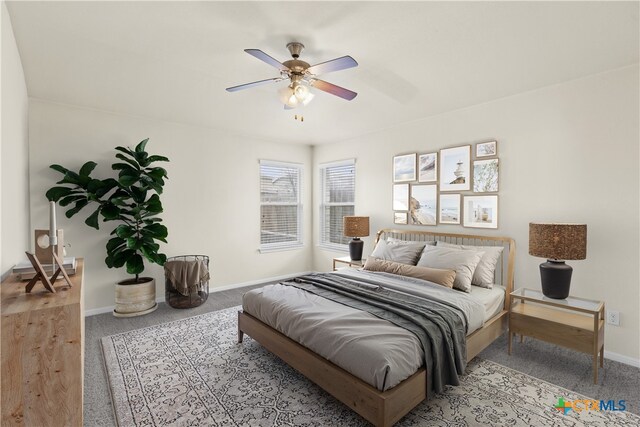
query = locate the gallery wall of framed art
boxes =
[392,140,499,228]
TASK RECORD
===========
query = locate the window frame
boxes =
[259,159,303,253]
[318,159,356,252]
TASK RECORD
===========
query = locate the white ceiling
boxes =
[7,1,639,145]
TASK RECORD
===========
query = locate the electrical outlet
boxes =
[606,310,620,326]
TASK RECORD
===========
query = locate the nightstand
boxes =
[332,256,364,271]
[508,288,605,384]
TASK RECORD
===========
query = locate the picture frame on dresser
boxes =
[463,195,498,228]
[439,145,471,192]
[393,153,416,182]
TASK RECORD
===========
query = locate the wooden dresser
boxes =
[1,259,84,426]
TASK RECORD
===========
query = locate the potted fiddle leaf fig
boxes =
[46,138,169,317]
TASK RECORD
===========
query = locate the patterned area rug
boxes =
[102,306,639,426]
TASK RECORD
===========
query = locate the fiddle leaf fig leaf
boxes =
[126,254,144,275]
[101,203,121,220]
[65,199,89,218]
[79,161,97,177]
[135,138,149,153]
[115,224,135,238]
[50,164,70,175]
[46,186,74,201]
[85,207,101,229]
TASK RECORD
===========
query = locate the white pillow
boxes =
[437,242,504,288]
[417,245,484,292]
[370,239,426,265]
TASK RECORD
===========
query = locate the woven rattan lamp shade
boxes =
[343,216,370,238]
[529,223,587,260]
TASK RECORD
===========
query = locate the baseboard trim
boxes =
[604,350,640,368]
[84,271,312,317]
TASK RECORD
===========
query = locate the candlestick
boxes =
[49,201,57,245]
[49,201,57,277]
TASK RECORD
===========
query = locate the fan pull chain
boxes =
[294,115,304,122]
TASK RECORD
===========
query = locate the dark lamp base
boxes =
[540,260,573,299]
[349,238,364,261]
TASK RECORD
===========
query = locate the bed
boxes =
[238,229,515,427]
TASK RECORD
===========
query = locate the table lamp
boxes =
[343,216,370,261]
[529,223,587,299]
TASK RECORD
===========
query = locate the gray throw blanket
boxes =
[282,273,468,394]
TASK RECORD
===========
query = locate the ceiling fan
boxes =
[226,42,358,109]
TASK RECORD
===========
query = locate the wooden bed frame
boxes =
[238,229,515,427]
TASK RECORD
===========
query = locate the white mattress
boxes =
[468,284,506,322]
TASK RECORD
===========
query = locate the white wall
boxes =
[29,100,313,312]
[313,66,639,362]
[1,2,30,276]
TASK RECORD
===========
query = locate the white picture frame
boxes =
[393,153,417,182]
[409,184,437,226]
[440,145,471,192]
[476,140,497,158]
[418,152,438,182]
[394,212,407,225]
[463,195,498,229]
[439,194,461,225]
[473,159,499,192]
[392,184,409,211]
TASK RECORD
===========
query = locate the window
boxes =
[319,159,355,250]
[259,160,303,252]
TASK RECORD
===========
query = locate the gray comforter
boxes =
[283,273,466,393]
[243,269,485,393]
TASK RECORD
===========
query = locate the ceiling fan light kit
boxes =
[226,42,358,111]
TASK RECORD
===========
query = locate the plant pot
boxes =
[113,277,158,317]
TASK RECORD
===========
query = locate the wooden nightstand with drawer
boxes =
[508,288,605,384]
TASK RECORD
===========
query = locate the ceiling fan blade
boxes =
[311,79,357,101]
[244,49,289,71]
[307,56,358,75]
[226,77,282,92]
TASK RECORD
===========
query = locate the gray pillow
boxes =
[437,242,504,288]
[417,245,484,292]
[370,239,426,265]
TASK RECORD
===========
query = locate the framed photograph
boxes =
[393,153,417,182]
[473,159,499,192]
[440,145,471,192]
[409,184,437,226]
[463,195,498,229]
[476,140,497,158]
[394,212,408,225]
[392,184,409,210]
[418,152,438,182]
[439,194,461,225]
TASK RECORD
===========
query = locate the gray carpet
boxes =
[101,306,640,427]
[85,283,640,426]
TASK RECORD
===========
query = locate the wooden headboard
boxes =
[375,228,516,308]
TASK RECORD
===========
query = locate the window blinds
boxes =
[319,160,355,248]
[259,160,303,251]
